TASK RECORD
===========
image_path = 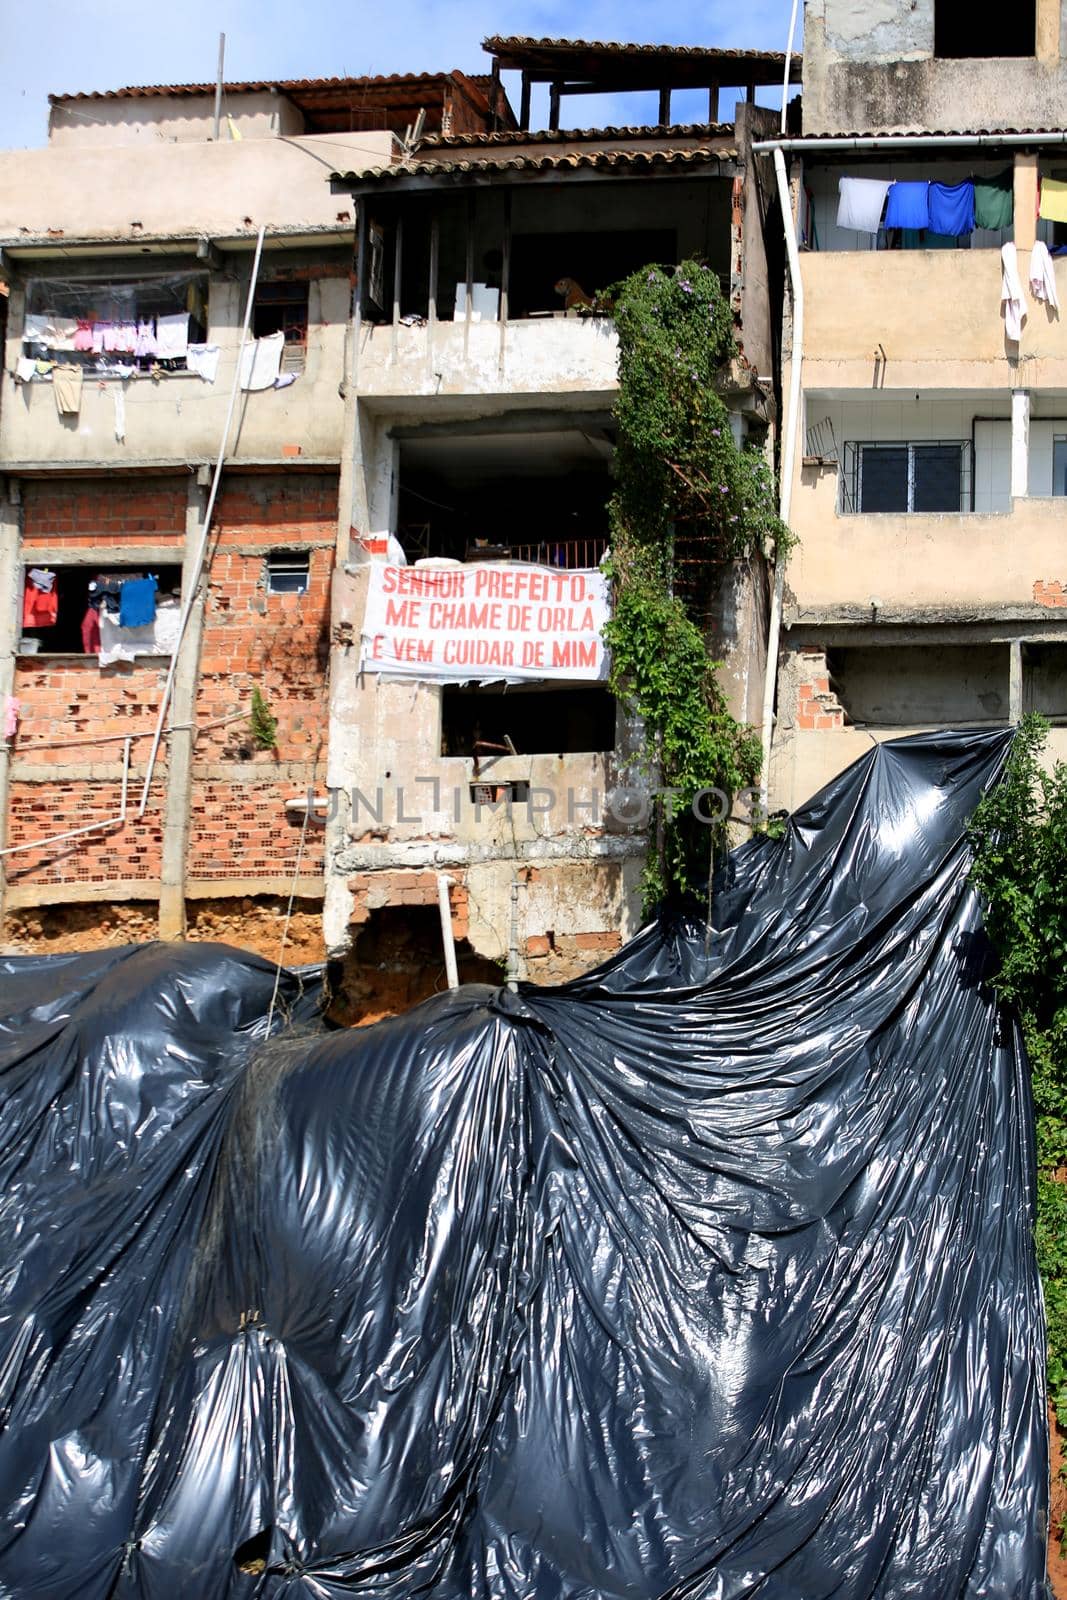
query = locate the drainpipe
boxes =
[137,224,266,818]
[760,148,804,813]
[436,872,459,990]
[753,131,1067,153]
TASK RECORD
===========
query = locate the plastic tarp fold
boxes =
[0,730,1048,1597]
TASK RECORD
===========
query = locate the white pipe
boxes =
[0,736,131,857]
[137,224,266,819]
[760,147,804,815]
[754,131,1067,152]
[781,0,800,135]
[436,873,459,990]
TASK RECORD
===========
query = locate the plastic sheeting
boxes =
[0,729,1048,1598]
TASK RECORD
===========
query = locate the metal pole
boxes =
[138,225,266,817]
[213,34,225,142]
[507,878,520,992]
[781,0,799,133]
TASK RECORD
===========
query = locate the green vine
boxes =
[601,260,791,908]
[969,714,1067,1428]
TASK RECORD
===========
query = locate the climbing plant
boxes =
[600,260,791,907]
[248,685,279,751]
[969,714,1067,1426]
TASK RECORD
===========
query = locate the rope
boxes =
[266,798,313,1033]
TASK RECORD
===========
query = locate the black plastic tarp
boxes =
[0,729,1048,1598]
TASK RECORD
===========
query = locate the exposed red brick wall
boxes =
[1035,579,1067,608]
[7,470,336,912]
[13,659,171,752]
[186,781,325,880]
[5,778,165,886]
[22,476,186,547]
[794,650,846,731]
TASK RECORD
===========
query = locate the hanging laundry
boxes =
[99,597,181,667]
[134,319,157,359]
[155,312,190,360]
[1001,242,1027,341]
[885,181,931,231]
[185,343,221,383]
[836,176,891,234]
[974,170,1014,231]
[239,330,285,391]
[81,604,101,656]
[1029,240,1060,310]
[28,567,55,593]
[14,356,37,384]
[21,313,50,346]
[1039,176,1067,223]
[113,387,126,443]
[3,697,19,739]
[34,359,55,377]
[91,322,110,355]
[73,318,94,352]
[928,180,975,237]
[22,571,57,629]
[119,575,158,629]
[52,364,83,416]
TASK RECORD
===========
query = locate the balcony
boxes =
[355,313,621,400]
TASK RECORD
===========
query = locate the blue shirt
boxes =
[928,180,976,237]
[885,181,931,231]
[119,576,157,629]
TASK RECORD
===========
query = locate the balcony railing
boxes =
[503,537,609,570]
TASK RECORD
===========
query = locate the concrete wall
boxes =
[0,132,387,245]
[355,317,621,402]
[803,0,1066,134]
[1,272,350,468]
[48,91,307,147]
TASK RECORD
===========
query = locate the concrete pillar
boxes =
[158,474,208,940]
[1014,153,1039,252]
[1037,0,1059,62]
[1011,388,1030,500]
[1009,639,1024,725]
[0,485,22,933]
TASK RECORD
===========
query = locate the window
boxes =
[19,563,183,656]
[265,550,310,595]
[844,441,970,513]
[21,273,208,376]
[935,0,1034,57]
[1053,437,1067,496]
[252,280,308,375]
[441,685,616,757]
[827,645,1009,726]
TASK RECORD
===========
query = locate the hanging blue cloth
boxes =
[885,180,931,230]
[928,180,976,237]
[119,575,157,629]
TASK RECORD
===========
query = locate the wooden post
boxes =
[428,212,439,331]
[463,194,474,358]
[499,190,511,371]
[519,73,531,130]
[391,215,403,362]
[708,85,720,122]
[549,83,561,131]
[658,87,672,126]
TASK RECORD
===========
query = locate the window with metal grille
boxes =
[842,441,971,513]
[265,551,310,595]
[935,0,1034,58]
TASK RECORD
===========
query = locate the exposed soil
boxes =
[1050,1405,1067,1597]
[327,905,501,1026]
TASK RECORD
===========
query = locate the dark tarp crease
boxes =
[0,729,1048,1599]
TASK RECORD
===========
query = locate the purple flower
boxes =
[712,428,721,437]
[719,484,729,494]
[679,279,693,293]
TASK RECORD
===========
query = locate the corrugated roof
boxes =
[331,144,734,185]
[483,35,797,64]
[421,121,734,148]
[483,35,802,85]
[50,71,487,103]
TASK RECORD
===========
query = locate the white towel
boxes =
[113,387,126,444]
[239,331,285,391]
[186,343,221,383]
[837,177,891,234]
[1029,239,1060,310]
[1001,242,1027,341]
[155,312,190,359]
[98,600,182,668]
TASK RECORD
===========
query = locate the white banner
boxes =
[360,562,611,683]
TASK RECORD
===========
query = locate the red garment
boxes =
[81,605,101,655]
[22,580,57,629]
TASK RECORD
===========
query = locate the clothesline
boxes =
[837,171,1013,239]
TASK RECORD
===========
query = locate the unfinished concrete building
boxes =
[324,36,793,995]
[0,39,796,998]
[0,70,507,962]
[762,0,1067,811]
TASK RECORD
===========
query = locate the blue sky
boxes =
[0,0,801,147]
